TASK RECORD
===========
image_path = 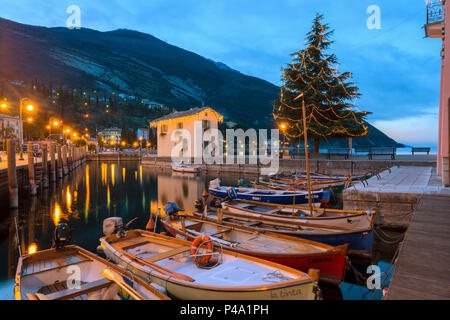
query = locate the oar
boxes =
[101,269,145,300]
[120,250,195,282]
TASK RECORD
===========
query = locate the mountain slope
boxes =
[0,17,401,147]
[0,18,277,127]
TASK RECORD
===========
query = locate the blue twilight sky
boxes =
[0,0,442,145]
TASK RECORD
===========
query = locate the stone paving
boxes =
[343,166,450,228]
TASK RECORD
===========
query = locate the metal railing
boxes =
[427,0,444,24]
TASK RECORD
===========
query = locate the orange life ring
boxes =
[190,235,213,265]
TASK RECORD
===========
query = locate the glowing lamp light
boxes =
[1,103,7,108]
[26,104,34,111]
[28,243,37,254]
[65,129,70,133]
[27,118,33,122]
[53,121,59,126]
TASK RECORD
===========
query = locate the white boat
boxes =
[99,218,321,300]
[15,245,170,300]
[171,163,201,173]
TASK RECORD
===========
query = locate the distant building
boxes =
[149,107,223,158]
[0,114,20,138]
[137,128,149,141]
[97,127,121,143]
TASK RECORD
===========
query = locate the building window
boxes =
[177,122,183,129]
[202,120,210,131]
[161,124,168,135]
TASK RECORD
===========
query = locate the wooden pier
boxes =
[0,139,87,206]
[385,195,450,299]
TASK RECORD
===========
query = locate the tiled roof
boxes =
[149,107,222,124]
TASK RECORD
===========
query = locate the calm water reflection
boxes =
[0,161,400,300]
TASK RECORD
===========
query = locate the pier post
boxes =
[7,139,19,208]
[27,142,37,196]
[41,143,49,188]
[69,146,73,172]
[62,145,68,176]
[50,143,56,183]
[57,145,63,179]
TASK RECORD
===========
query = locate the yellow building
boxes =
[149,107,223,158]
[97,127,121,144]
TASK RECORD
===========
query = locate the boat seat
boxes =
[144,246,191,263]
[242,221,261,227]
[122,241,151,252]
[36,278,113,300]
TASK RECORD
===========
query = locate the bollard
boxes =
[7,139,19,208]
[57,145,63,179]
[41,144,49,188]
[27,142,37,196]
[62,145,68,176]
[50,143,56,182]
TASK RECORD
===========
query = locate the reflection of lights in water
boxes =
[150,200,161,217]
[101,163,107,185]
[122,167,126,183]
[134,170,137,181]
[142,191,146,211]
[107,185,110,210]
[66,186,72,214]
[54,203,61,225]
[28,243,37,254]
[111,164,115,186]
[139,165,142,184]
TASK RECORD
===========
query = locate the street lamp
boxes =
[19,98,35,160]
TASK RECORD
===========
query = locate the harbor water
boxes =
[0,162,402,300]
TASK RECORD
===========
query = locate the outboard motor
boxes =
[209,197,222,209]
[52,223,72,250]
[194,199,205,213]
[103,217,127,238]
[164,202,180,219]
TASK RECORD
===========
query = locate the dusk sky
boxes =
[0,0,441,145]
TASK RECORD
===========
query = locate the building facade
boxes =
[0,114,20,138]
[149,107,223,158]
[97,127,121,143]
[425,0,449,186]
[137,128,149,141]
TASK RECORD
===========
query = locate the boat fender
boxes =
[190,235,213,265]
[227,187,237,199]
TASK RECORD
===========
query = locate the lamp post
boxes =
[19,98,34,160]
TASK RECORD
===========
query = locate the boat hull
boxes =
[172,164,201,173]
[162,221,347,286]
[100,231,320,300]
[209,187,323,205]
[222,202,375,230]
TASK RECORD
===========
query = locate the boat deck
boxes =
[385,195,450,299]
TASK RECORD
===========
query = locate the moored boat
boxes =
[99,217,322,300]
[199,212,374,253]
[208,178,324,205]
[15,224,170,300]
[221,199,376,230]
[171,163,201,173]
[161,213,348,285]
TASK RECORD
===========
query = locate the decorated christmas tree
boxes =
[273,14,370,153]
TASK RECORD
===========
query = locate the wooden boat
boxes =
[253,178,346,193]
[222,199,376,230]
[171,163,201,173]
[198,212,374,253]
[99,219,321,300]
[208,178,324,205]
[161,214,348,285]
[15,245,170,300]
